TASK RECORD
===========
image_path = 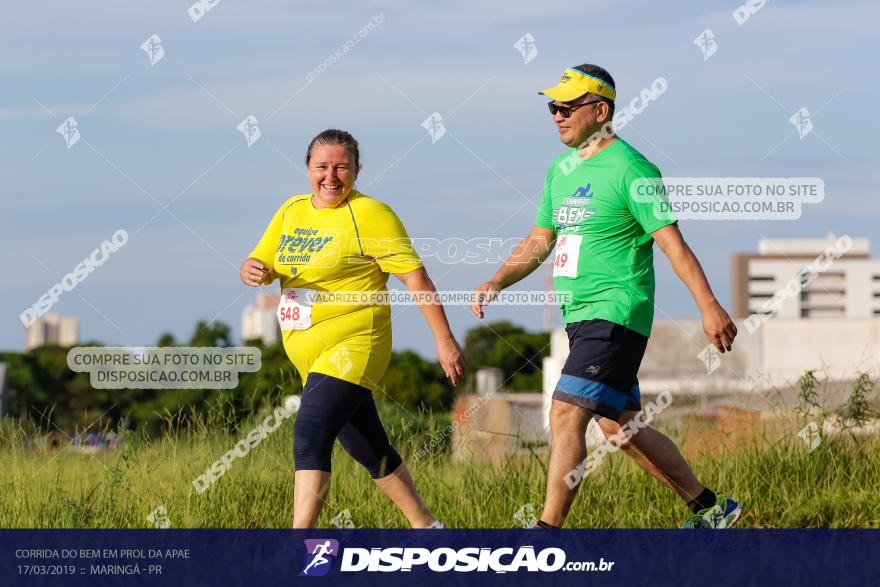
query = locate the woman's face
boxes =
[308,144,359,208]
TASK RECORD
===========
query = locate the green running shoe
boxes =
[683,494,742,529]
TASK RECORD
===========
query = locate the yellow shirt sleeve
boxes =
[358,201,424,275]
[248,201,287,266]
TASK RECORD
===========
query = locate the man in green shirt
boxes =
[471,64,741,529]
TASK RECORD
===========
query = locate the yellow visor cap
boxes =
[539,68,617,102]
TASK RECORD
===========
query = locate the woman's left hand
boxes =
[437,336,467,386]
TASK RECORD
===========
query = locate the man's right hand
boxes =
[240,258,270,286]
[471,280,501,319]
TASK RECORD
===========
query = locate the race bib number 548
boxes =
[553,234,582,278]
[278,288,315,330]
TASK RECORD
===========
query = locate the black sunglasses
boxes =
[547,100,602,118]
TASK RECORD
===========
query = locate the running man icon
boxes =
[300,539,339,577]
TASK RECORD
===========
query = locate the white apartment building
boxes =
[25,313,79,350]
[242,292,280,345]
[731,234,879,319]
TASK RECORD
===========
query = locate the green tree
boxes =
[188,320,231,347]
[463,321,550,391]
[379,350,453,410]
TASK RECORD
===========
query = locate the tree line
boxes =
[0,320,549,434]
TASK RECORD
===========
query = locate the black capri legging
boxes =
[293,372,402,479]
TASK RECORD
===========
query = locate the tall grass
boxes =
[1,391,878,528]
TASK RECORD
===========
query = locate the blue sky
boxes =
[2,0,878,357]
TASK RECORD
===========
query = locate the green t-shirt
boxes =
[534,138,677,337]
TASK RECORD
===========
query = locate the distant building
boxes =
[25,313,79,350]
[242,292,280,345]
[731,234,880,319]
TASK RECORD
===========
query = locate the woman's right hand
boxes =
[437,336,467,386]
[240,258,271,286]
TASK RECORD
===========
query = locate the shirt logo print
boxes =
[555,183,596,230]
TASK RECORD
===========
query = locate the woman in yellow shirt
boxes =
[240,129,466,528]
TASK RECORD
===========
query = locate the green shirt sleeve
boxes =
[534,164,556,229]
[620,159,677,234]
[248,201,286,267]
[359,203,424,274]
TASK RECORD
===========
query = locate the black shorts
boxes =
[293,373,402,479]
[552,319,649,421]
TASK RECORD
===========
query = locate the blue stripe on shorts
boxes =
[554,374,641,420]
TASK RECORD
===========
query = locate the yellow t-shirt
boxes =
[248,190,423,390]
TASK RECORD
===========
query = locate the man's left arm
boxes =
[651,224,738,352]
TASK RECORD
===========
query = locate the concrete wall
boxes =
[640,320,759,383]
[543,318,880,400]
[759,319,880,385]
[451,393,545,467]
[458,318,879,462]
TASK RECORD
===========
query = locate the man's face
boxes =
[550,94,610,148]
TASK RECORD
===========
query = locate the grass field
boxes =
[1,398,879,529]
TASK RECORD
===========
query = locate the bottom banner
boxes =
[2,529,875,586]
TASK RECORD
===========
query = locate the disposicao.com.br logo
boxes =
[300,540,614,575]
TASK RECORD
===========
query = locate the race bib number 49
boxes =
[278,288,316,330]
[553,234,582,278]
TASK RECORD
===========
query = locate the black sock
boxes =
[535,519,560,529]
[687,488,717,513]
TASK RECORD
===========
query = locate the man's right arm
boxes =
[471,226,556,318]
